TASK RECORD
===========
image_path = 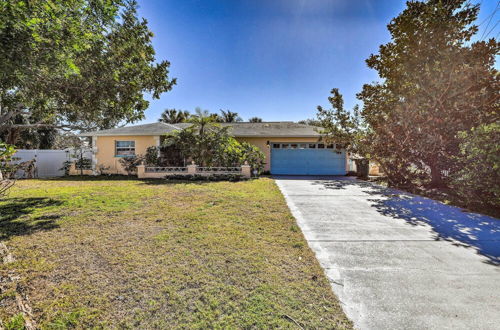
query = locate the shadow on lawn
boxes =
[46,175,139,181]
[140,179,248,186]
[46,176,227,185]
[0,197,62,240]
[311,178,500,266]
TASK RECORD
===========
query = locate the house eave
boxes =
[79,133,322,138]
[233,134,321,138]
[77,133,166,137]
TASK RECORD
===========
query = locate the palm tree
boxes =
[158,109,190,124]
[188,107,217,136]
[248,117,263,123]
[219,109,242,123]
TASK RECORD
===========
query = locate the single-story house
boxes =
[79,122,349,175]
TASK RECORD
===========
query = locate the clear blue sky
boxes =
[136,0,499,124]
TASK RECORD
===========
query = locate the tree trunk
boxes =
[429,161,444,188]
[6,128,19,145]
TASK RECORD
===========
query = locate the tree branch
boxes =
[0,107,32,125]
[0,123,83,131]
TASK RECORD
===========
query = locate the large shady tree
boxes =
[0,0,176,142]
[358,0,499,187]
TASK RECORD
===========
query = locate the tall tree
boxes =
[358,0,499,187]
[219,109,242,123]
[0,0,175,141]
[248,117,263,123]
[158,109,190,124]
[316,88,366,154]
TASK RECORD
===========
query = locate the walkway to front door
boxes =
[275,176,500,330]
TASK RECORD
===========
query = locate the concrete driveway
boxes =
[275,176,500,330]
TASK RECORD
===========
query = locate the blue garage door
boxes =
[271,142,346,175]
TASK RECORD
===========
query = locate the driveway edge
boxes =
[274,179,361,329]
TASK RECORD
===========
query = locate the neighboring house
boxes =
[79,122,348,175]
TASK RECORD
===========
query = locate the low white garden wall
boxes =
[137,163,252,179]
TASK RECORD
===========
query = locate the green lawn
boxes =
[0,177,351,329]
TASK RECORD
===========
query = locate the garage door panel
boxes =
[271,146,346,175]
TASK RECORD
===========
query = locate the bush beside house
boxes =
[162,113,265,173]
[451,122,500,212]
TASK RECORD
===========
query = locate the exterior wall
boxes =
[235,137,321,172]
[91,136,97,175]
[93,135,348,174]
[95,135,158,174]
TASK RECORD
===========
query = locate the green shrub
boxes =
[163,174,246,182]
[61,158,92,175]
[0,142,16,178]
[238,142,265,174]
[118,155,144,175]
[145,146,160,166]
[451,122,500,210]
[163,123,265,174]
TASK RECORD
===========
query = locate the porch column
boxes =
[69,161,77,175]
[241,162,251,178]
[137,164,145,179]
[187,162,198,175]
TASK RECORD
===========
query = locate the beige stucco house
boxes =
[79,122,349,175]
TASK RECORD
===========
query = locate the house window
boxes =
[290,143,298,149]
[115,141,135,157]
[317,143,325,149]
[272,143,281,148]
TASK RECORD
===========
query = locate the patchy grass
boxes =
[0,177,351,329]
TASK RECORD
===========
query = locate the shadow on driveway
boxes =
[277,176,500,265]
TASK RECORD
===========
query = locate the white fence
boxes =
[348,159,357,172]
[13,149,92,178]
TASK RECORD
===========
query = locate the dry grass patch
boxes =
[0,177,351,329]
